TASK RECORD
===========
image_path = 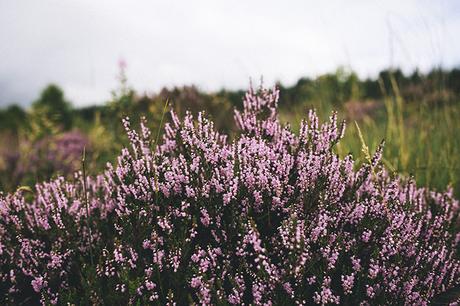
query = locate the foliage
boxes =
[31,84,73,131]
[0,86,459,305]
[278,68,460,198]
[1,66,460,197]
[0,105,27,132]
[0,131,88,191]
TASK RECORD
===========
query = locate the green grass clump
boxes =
[280,73,460,197]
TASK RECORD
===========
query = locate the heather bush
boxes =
[0,85,459,305]
[28,131,90,179]
[0,131,89,191]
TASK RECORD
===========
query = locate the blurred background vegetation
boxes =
[1,66,459,198]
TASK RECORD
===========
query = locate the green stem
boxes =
[82,146,94,267]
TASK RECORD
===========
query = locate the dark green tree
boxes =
[0,105,27,132]
[32,84,73,130]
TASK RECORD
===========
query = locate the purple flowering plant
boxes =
[0,85,459,305]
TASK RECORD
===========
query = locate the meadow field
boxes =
[1,67,459,197]
[1,67,460,304]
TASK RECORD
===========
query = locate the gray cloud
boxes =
[0,0,459,107]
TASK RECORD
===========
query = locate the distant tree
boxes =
[362,78,381,99]
[409,68,422,83]
[0,105,27,132]
[448,68,460,95]
[32,84,73,130]
[343,71,361,101]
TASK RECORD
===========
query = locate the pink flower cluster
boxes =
[1,85,459,305]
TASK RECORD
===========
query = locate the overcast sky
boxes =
[1,0,459,107]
